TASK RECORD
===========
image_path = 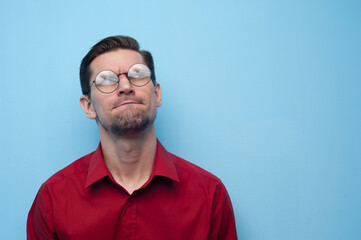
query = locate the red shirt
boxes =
[27,140,237,240]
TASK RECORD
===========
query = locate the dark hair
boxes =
[79,35,156,95]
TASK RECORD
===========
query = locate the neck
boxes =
[99,124,157,195]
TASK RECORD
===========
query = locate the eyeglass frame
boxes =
[88,63,152,94]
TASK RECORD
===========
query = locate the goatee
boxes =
[101,109,156,136]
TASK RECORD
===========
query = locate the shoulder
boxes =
[42,151,93,188]
[29,151,95,217]
[168,152,224,189]
[166,151,234,213]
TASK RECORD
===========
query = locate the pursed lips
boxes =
[113,100,142,109]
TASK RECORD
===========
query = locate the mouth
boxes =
[119,101,139,106]
[113,99,143,109]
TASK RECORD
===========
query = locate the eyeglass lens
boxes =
[94,64,151,93]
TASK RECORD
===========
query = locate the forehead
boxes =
[90,49,144,77]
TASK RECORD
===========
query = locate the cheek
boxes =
[150,93,158,107]
[91,98,111,117]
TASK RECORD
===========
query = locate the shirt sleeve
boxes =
[27,184,57,240]
[208,183,238,240]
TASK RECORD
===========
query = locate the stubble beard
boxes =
[99,108,157,137]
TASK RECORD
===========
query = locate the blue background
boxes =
[1,0,360,239]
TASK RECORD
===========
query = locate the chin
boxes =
[108,111,157,136]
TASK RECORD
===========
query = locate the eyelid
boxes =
[96,71,118,84]
[95,64,150,82]
[128,65,150,78]
[128,71,145,78]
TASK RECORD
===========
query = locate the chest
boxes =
[52,180,213,240]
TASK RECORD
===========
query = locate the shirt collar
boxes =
[85,143,111,188]
[151,139,179,183]
[85,139,179,188]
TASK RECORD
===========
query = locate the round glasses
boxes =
[90,63,151,94]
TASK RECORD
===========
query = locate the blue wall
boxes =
[1,0,360,239]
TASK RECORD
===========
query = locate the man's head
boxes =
[80,36,156,96]
[79,36,162,137]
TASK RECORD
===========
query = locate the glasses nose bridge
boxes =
[116,72,130,82]
[116,72,132,92]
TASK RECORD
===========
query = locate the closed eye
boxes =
[99,76,118,85]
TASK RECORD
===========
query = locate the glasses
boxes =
[90,63,151,94]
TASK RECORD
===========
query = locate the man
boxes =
[27,36,237,239]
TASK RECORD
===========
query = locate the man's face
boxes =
[80,49,162,136]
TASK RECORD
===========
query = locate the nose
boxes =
[117,74,134,95]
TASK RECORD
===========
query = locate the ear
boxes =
[80,95,97,119]
[154,82,162,107]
